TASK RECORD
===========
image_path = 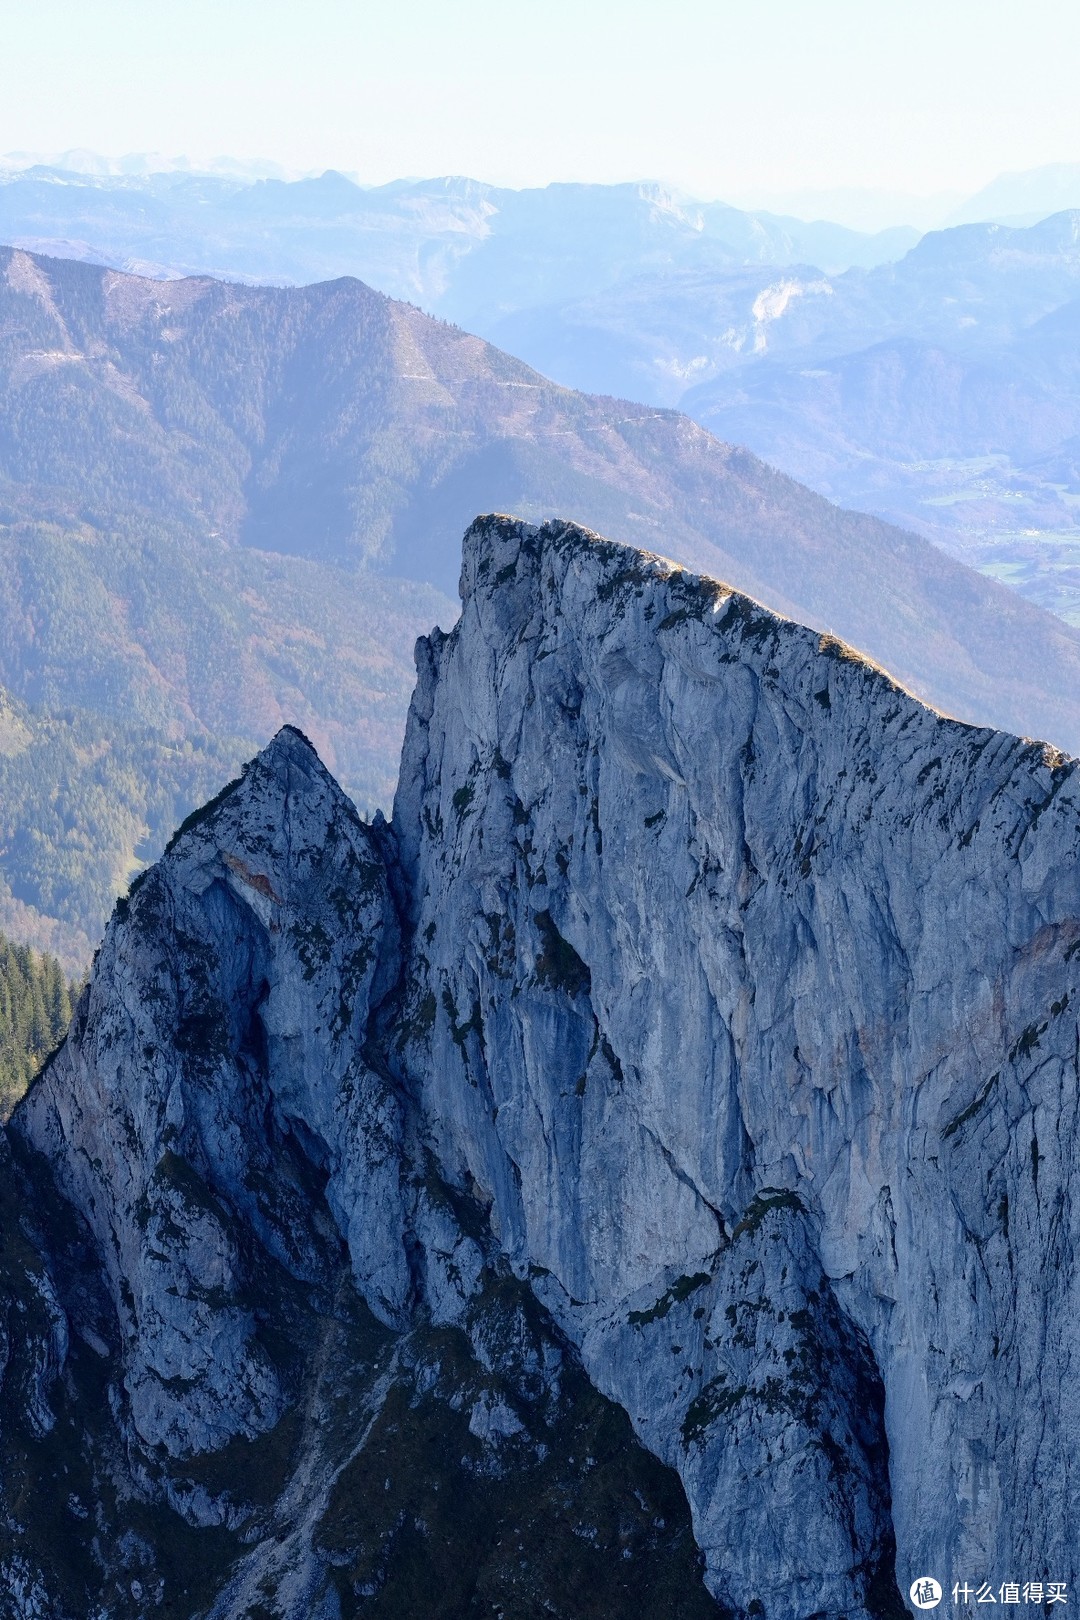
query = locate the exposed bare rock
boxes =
[393,515,1080,1611]
[6,515,1080,1616]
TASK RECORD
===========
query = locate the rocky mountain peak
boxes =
[16,712,407,1458]
[255,720,327,770]
[3,515,1080,1617]
[396,513,1080,1611]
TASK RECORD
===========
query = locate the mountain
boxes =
[0,149,291,180]
[0,681,247,972]
[674,222,1080,622]
[417,186,916,329]
[11,169,1080,629]
[689,336,1078,468]
[472,211,1080,600]
[4,515,1080,1616]
[507,210,1080,409]
[0,168,916,301]
[5,245,1080,969]
[594,214,1080,623]
[947,162,1080,226]
[2,701,726,1620]
[680,334,1080,619]
[477,262,838,406]
[729,185,960,235]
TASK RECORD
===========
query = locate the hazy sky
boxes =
[4,0,1079,199]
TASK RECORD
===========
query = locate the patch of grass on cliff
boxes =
[629,1272,711,1327]
[682,1374,748,1445]
[533,909,591,999]
[451,781,475,819]
[315,1312,724,1618]
[175,1405,304,1509]
[163,770,245,855]
[731,1188,804,1240]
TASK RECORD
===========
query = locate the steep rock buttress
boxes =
[3,718,718,1620]
[391,515,1080,1614]
[5,515,1080,1618]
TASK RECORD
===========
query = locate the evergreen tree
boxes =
[0,931,78,1118]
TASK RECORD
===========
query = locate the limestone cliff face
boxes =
[1,707,718,1620]
[3,515,1080,1619]
[18,731,410,1459]
[392,516,1080,1612]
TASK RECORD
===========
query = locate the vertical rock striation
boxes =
[3,710,719,1618]
[4,514,1080,1617]
[17,729,409,1456]
[393,515,1080,1613]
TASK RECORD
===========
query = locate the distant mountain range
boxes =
[522,211,1080,395]
[677,214,1080,620]
[945,162,1080,226]
[4,246,1080,965]
[735,163,1080,233]
[5,166,1080,626]
[0,167,916,297]
[10,151,1080,231]
[0,148,291,180]
[465,210,1080,624]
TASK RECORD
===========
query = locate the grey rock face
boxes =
[17,729,409,1454]
[393,515,1080,1610]
[6,514,1080,1617]
[3,712,718,1619]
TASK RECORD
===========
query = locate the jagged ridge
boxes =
[3,515,1080,1618]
